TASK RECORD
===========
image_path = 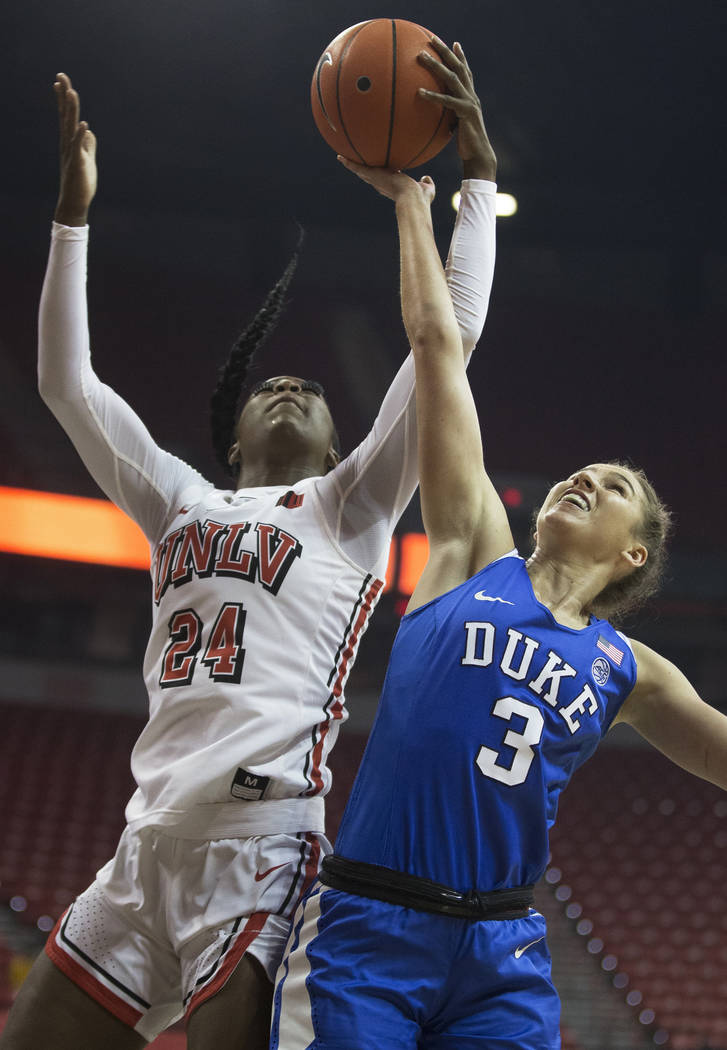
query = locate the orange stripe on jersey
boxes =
[330,576,384,702]
[298,834,322,903]
[184,911,269,1022]
[45,913,145,1028]
[306,576,383,795]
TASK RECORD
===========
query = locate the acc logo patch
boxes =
[591,657,611,686]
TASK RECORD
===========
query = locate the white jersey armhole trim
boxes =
[308,483,387,581]
[614,629,635,654]
[495,548,521,564]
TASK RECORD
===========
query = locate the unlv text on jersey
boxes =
[153,518,302,604]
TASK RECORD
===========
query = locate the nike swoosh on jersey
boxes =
[474,591,515,605]
[514,936,545,958]
[254,863,287,882]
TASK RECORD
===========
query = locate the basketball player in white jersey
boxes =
[0,39,498,1050]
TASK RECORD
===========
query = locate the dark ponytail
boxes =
[210,229,304,475]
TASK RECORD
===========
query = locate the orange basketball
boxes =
[311,19,454,170]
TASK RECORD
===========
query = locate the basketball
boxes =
[311,19,455,170]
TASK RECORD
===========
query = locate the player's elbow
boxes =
[38,364,56,406]
[38,364,64,408]
[704,736,727,792]
[38,360,77,412]
[410,313,463,360]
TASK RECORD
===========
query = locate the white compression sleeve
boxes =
[446,179,497,354]
[38,223,209,545]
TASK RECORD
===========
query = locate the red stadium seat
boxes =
[548,745,727,1050]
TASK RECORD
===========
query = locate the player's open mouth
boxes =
[558,491,590,511]
[269,396,303,412]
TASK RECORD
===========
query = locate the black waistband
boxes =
[320,855,534,920]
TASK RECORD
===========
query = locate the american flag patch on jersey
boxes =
[596,634,624,666]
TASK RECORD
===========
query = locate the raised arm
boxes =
[425,38,498,355]
[340,158,513,609]
[392,167,505,587]
[39,75,206,544]
[614,639,727,791]
[319,42,499,577]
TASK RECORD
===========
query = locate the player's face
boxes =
[231,376,338,471]
[536,464,648,574]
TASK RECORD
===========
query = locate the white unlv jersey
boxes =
[38,180,497,838]
[135,476,386,835]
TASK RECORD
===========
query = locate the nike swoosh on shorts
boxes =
[514,936,545,958]
[254,863,287,882]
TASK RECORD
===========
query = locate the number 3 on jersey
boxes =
[475,697,544,786]
[160,602,246,688]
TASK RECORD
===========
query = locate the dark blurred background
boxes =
[0,3,725,1046]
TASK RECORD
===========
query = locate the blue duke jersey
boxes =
[335,552,637,891]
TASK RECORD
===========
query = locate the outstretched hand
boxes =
[54,73,97,226]
[418,39,497,182]
[337,155,436,208]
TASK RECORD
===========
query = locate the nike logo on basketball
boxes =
[315,52,337,132]
[474,590,514,605]
[254,863,287,882]
[514,936,544,958]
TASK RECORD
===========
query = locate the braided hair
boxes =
[210,230,304,476]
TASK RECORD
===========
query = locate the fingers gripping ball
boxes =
[311,19,454,170]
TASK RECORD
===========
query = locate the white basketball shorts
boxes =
[45,824,327,1041]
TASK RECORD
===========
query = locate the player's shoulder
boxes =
[628,636,664,668]
[624,636,678,693]
[615,635,704,735]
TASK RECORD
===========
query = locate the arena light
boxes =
[398,532,429,597]
[495,192,518,216]
[0,487,432,596]
[450,191,518,217]
[501,486,524,508]
[0,486,150,569]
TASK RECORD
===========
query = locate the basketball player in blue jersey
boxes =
[270,43,727,1050]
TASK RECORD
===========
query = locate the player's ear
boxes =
[325,445,340,473]
[227,440,241,468]
[623,542,648,570]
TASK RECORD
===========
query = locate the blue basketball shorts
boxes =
[271,880,561,1049]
